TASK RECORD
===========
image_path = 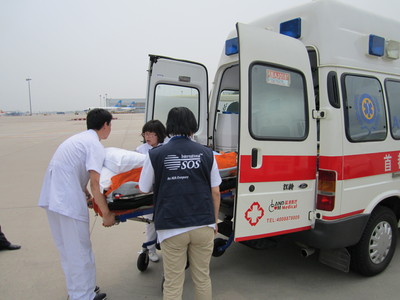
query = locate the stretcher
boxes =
[93,178,238,272]
[93,151,238,271]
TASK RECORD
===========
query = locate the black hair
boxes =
[166,107,197,137]
[141,120,167,143]
[86,108,113,130]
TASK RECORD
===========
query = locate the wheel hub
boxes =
[368,221,392,264]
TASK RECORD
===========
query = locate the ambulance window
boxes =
[219,90,239,113]
[385,79,400,139]
[153,84,199,126]
[342,75,386,142]
[217,65,240,114]
[249,64,308,140]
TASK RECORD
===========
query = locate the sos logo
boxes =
[181,160,200,169]
[164,154,202,171]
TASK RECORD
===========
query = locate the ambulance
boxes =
[144,0,400,276]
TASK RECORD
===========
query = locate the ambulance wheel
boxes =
[213,238,227,257]
[349,206,397,276]
[137,252,150,272]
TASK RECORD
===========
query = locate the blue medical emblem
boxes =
[355,93,380,126]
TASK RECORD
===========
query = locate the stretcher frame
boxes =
[92,193,157,271]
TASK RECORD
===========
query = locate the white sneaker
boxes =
[149,251,159,262]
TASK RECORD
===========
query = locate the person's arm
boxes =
[211,186,220,233]
[84,187,94,208]
[89,170,115,227]
[138,154,155,193]
[210,155,222,233]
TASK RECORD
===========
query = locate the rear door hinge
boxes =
[312,109,327,119]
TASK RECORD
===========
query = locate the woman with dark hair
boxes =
[139,107,221,300]
[135,119,166,262]
[136,119,167,154]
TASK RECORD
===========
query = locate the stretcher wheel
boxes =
[137,252,150,271]
[212,238,227,257]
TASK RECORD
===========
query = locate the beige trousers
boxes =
[161,226,214,300]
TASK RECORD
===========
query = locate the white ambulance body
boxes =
[144,0,400,276]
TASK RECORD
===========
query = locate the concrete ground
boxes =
[1,113,399,300]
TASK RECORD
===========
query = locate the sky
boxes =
[0,0,399,113]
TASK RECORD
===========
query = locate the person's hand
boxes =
[86,195,94,209]
[102,211,116,227]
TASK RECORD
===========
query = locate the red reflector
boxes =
[317,194,335,211]
[317,170,336,211]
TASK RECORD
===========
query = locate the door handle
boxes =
[251,148,258,168]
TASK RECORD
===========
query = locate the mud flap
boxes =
[319,248,350,272]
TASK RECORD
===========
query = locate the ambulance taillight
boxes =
[317,170,336,211]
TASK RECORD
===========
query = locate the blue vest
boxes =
[149,137,215,230]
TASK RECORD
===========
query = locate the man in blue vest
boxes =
[139,107,221,300]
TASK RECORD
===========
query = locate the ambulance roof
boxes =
[248,0,400,75]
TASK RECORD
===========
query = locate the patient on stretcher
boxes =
[100,147,237,203]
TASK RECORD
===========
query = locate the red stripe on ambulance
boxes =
[320,151,400,180]
[239,155,317,182]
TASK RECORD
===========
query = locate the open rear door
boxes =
[234,23,317,242]
[145,55,209,145]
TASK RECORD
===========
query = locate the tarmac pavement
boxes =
[1,113,399,300]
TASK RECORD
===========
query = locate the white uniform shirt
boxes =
[38,130,105,222]
[135,142,162,154]
[139,144,222,243]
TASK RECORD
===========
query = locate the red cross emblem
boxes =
[245,202,265,226]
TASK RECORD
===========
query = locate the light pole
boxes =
[26,78,32,115]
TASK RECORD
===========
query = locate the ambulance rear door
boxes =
[234,23,317,242]
[145,55,209,145]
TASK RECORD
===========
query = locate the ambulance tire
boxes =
[349,206,397,276]
[137,252,150,272]
[213,238,227,257]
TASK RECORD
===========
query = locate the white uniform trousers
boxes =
[144,214,157,252]
[46,210,96,300]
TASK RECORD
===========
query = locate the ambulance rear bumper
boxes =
[294,213,370,249]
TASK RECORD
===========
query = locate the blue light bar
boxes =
[369,34,385,57]
[225,37,238,56]
[280,18,301,39]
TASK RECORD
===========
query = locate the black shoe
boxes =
[94,286,100,294]
[93,292,107,300]
[0,244,21,250]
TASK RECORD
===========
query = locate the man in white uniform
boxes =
[39,108,115,300]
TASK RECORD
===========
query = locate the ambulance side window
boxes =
[219,90,239,113]
[385,79,400,140]
[249,64,308,141]
[153,84,200,126]
[216,65,240,114]
[342,75,386,142]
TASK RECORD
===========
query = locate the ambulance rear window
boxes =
[153,84,200,127]
[249,64,308,141]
